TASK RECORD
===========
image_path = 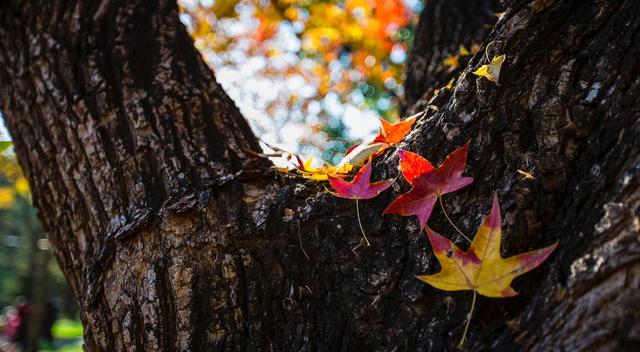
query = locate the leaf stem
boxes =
[484,41,494,63]
[355,198,371,246]
[438,196,472,243]
[458,290,477,349]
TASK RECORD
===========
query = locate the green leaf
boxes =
[0,141,13,153]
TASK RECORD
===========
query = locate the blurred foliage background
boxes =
[178,0,422,164]
[0,146,83,351]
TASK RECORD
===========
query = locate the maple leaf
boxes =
[383,142,473,230]
[297,156,352,181]
[417,194,558,297]
[373,111,422,144]
[328,158,394,200]
[328,158,394,245]
[473,54,505,84]
[418,194,557,347]
[335,142,388,169]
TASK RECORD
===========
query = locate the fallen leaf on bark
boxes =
[328,158,394,245]
[328,158,393,200]
[418,194,557,297]
[297,156,353,181]
[417,193,557,347]
[373,112,421,144]
[473,54,505,84]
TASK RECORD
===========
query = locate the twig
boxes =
[297,221,310,261]
[351,240,364,257]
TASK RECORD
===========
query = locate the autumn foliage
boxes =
[179,0,417,152]
[181,3,552,346]
[316,109,555,346]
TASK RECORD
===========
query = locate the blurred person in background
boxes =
[14,297,29,351]
[1,306,20,351]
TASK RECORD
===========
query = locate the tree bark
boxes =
[402,0,499,112]
[1,0,639,351]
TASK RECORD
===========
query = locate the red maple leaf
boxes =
[328,158,394,199]
[328,158,394,246]
[383,141,473,229]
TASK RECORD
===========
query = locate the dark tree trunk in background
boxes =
[403,0,499,112]
[0,0,638,351]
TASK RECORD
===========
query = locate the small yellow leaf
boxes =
[473,54,505,84]
[458,45,470,56]
[442,54,460,70]
[298,156,353,181]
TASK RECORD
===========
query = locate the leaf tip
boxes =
[486,193,502,229]
[426,227,451,254]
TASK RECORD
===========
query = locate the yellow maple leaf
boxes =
[417,193,557,347]
[472,54,505,84]
[298,156,353,181]
[418,194,556,297]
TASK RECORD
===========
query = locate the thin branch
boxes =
[297,221,310,261]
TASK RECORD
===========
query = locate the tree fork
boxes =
[0,0,639,351]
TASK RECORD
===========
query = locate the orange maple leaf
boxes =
[373,112,422,144]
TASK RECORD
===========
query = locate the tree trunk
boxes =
[402,0,499,112]
[1,0,638,351]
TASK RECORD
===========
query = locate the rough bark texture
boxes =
[0,1,265,349]
[1,0,639,351]
[403,0,499,112]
